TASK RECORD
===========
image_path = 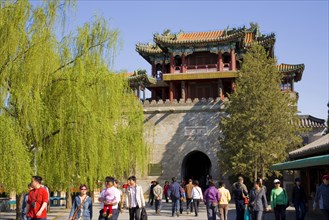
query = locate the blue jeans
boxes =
[22,213,29,220]
[171,197,180,215]
[110,209,119,220]
[235,200,245,220]
[294,201,306,220]
[154,199,162,212]
[206,201,217,220]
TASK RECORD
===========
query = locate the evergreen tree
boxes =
[219,44,302,180]
[0,1,147,214]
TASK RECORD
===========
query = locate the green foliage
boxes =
[218,44,302,180]
[0,115,32,193]
[0,0,147,193]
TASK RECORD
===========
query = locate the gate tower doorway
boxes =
[181,151,211,190]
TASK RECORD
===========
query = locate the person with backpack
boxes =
[169,177,182,217]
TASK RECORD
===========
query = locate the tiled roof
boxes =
[243,32,276,47]
[154,27,246,45]
[277,63,305,82]
[178,30,224,40]
[128,70,156,85]
[289,134,329,159]
[298,115,326,128]
[136,43,163,54]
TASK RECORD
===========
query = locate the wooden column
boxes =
[230,49,236,71]
[151,88,156,100]
[169,82,174,102]
[137,85,140,100]
[181,81,185,101]
[306,168,311,202]
[291,78,294,91]
[142,89,146,101]
[162,87,166,101]
[162,60,166,74]
[232,81,236,93]
[170,54,174,73]
[181,54,186,73]
[152,62,156,77]
[185,82,188,100]
[218,51,223,71]
[218,79,224,100]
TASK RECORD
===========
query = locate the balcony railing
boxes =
[174,66,181,73]
[186,64,218,73]
[172,63,232,73]
[223,63,230,71]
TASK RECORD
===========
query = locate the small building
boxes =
[271,132,329,205]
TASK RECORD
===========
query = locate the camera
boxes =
[31,202,36,208]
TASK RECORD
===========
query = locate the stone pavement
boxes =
[0,202,325,220]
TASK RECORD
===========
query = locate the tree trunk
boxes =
[254,159,258,181]
[260,152,265,180]
[16,194,24,220]
[66,189,72,209]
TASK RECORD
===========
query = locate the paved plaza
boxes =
[0,201,324,220]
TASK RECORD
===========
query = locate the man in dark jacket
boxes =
[169,177,182,217]
[233,177,248,220]
[292,178,307,220]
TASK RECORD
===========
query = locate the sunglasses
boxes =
[274,182,280,184]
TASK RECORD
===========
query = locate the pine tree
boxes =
[219,44,302,181]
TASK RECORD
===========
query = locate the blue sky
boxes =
[65,1,328,120]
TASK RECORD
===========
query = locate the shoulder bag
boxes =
[70,196,87,220]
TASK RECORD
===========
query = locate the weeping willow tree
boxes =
[218,44,302,181]
[0,0,147,213]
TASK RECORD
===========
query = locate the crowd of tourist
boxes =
[145,174,329,220]
[21,173,329,220]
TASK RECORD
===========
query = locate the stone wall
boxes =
[138,98,227,192]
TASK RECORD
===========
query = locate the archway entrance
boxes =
[181,151,211,189]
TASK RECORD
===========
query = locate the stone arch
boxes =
[181,150,211,189]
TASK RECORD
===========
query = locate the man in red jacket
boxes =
[26,176,49,220]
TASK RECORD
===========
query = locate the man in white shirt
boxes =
[126,176,145,220]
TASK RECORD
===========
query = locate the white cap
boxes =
[273,179,280,184]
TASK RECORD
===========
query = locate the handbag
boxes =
[70,196,87,220]
[140,207,148,220]
[242,189,249,205]
[244,205,250,220]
